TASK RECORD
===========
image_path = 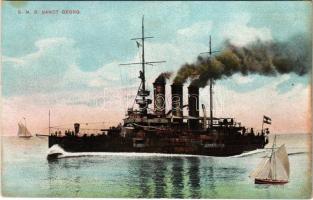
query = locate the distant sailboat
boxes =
[250,136,290,184]
[18,122,32,138]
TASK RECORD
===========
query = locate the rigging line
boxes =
[37,121,113,130]
[118,61,126,113]
[49,123,76,128]
[79,121,111,124]
[132,82,142,109]
[223,83,227,116]
[131,41,142,109]
[49,121,111,128]
[217,83,222,116]
[214,86,219,117]
[49,127,104,131]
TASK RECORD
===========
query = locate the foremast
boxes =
[120,16,165,115]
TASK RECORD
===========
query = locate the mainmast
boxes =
[200,36,219,128]
[120,16,165,115]
[209,78,213,127]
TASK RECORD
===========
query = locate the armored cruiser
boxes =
[48,17,270,159]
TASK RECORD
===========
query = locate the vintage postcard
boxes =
[1,1,312,198]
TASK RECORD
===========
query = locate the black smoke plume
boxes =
[173,34,311,88]
[155,72,173,83]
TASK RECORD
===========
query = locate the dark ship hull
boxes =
[48,138,266,157]
[48,126,268,157]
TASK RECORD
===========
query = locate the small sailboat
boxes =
[17,122,32,138]
[250,135,290,184]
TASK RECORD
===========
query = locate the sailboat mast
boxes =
[273,135,277,180]
[49,110,50,135]
[23,117,26,136]
[270,135,277,180]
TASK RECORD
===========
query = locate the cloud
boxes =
[177,21,213,40]
[138,21,216,83]
[222,13,272,46]
[2,37,127,96]
[230,74,255,85]
[199,76,311,134]
[2,37,78,95]
[0,15,276,97]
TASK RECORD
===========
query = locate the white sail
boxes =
[270,152,288,181]
[250,157,271,179]
[272,145,289,180]
[17,123,32,137]
[17,123,23,136]
[24,125,32,136]
[250,144,289,181]
[275,144,290,177]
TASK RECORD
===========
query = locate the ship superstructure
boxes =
[48,16,269,159]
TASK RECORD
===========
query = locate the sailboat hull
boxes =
[18,136,32,138]
[255,178,288,184]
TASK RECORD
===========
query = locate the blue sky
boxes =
[2,1,312,134]
[2,1,311,96]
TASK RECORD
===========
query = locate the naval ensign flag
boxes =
[263,115,272,124]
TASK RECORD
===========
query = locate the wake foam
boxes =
[47,145,307,160]
[230,149,267,158]
[47,144,66,155]
[59,152,206,159]
[47,145,207,159]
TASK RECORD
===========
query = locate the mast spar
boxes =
[120,16,166,115]
[271,135,277,180]
[200,35,219,128]
[141,16,146,91]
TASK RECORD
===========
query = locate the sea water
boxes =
[1,134,312,198]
